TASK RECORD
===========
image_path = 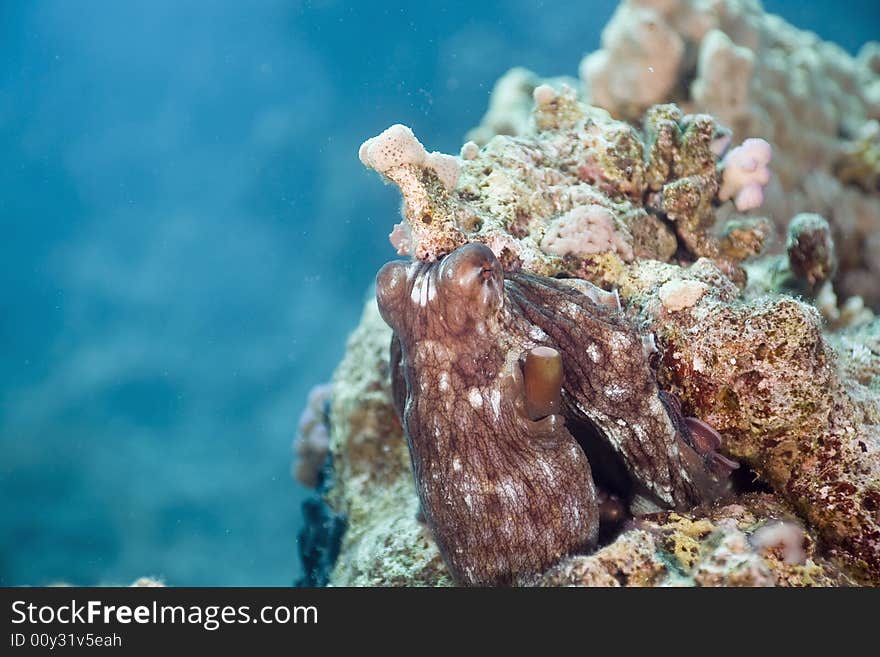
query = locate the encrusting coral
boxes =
[474,0,880,308]
[530,494,854,587]
[295,0,880,587]
[360,84,767,281]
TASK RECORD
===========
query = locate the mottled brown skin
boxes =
[507,272,726,509]
[376,243,724,586]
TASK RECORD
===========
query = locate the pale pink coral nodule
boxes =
[540,205,634,261]
[719,137,772,212]
[293,383,333,488]
[389,221,414,256]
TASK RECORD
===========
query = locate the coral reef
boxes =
[362,85,768,280]
[465,68,579,147]
[786,213,837,292]
[295,0,880,587]
[474,0,880,307]
[621,263,880,583]
[319,257,880,584]
[541,205,634,261]
[530,495,853,587]
[130,577,164,587]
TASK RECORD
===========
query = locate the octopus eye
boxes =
[438,243,503,307]
[375,260,410,331]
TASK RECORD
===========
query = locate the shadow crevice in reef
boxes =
[295,458,346,587]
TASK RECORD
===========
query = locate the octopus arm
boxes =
[505,271,718,510]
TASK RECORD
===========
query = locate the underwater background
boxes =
[1,1,877,586]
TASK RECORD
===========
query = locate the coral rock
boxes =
[526,495,851,587]
[576,0,880,307]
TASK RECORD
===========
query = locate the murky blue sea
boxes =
[1,1,877,585]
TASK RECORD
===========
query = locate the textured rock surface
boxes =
[360,86,760,278]
[529,495,852,587]
[625,268,880,583]
[472,0,880,307]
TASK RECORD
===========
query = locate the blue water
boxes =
[1,1,877,586]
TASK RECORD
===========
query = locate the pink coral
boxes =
[540,205,634,261]
[293,383,332,488]
[719,138,772,212]
[389,222,414,257]
[750,521,807,566]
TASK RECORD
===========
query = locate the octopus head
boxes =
[376,243,505,338]
[437,243,504,322]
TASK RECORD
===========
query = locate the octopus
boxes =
[376,243,731,586]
